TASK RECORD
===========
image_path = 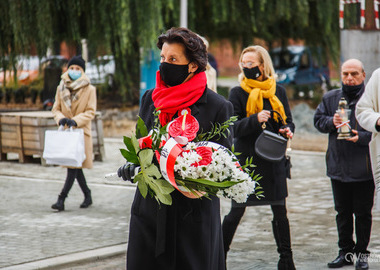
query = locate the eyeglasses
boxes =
[240,61,256,68]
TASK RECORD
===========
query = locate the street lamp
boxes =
[180,0,188,28]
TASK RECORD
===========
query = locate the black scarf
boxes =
[342,82,364,102]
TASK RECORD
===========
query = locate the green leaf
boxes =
[144,163,162,179]
[136,116,148,138]
[152,179,175,194]
[195,115,237,142]
[154,191,172,205]
[160,123,168,134]
[120,149,139,164]
[138,149,154,167]
[252,174,262,182]
[136,174,148,198]
[182,178,243,188]
[123,136,136,154]
[132,171,141,184]
[131,135,140,153]
[148,179,174,205]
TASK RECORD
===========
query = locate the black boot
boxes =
[80,190,92,208]
[272,219,296,270]
[51,195,65,211]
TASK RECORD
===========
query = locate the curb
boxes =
[0,244,127,270]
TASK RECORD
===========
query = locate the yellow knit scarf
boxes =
[240,76,287,123]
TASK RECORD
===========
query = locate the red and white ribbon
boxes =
[160,137,184,191]
[336,120,351,129]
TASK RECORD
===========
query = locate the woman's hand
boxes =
[58,118,69,126]
[117,162,140,182]
[66,119,77,127]
[279,127,293,139]
[257,110,271,123]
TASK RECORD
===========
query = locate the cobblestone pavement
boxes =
[1,138,380,270]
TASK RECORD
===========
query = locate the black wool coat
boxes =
[127,87,233,270]
[228,85,295,206]
[314,87,372,182]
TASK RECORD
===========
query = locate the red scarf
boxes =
[152,71,207,126]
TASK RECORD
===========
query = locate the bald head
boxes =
[342,59,364,72]
[341,58,365,86]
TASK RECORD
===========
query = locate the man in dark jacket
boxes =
[314,59,374,270]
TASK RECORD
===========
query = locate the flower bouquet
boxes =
[120,109,262,205]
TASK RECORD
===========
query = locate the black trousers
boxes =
[60,168,90,198]
[222,204,288,254]
[331,179,374,255]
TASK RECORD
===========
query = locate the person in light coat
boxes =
[51,55,97,211]
[356,67,380,207]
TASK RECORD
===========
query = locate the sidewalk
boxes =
[1,138,380,269]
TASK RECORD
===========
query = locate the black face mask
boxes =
[159,62,190,86]
[243,66,262,80]
[342,82,364,100]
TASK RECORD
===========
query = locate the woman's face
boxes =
[160,42,198,84]
[68,64,83,72]
[241,51,264,81]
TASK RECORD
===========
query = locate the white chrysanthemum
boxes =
[174,147,256,203]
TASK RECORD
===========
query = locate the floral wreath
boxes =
[120,108,262,205]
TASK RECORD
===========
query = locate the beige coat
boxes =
[52,74,97,169]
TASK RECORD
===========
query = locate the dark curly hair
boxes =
[157,27,207,73]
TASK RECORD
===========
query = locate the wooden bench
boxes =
[0,111,105,164]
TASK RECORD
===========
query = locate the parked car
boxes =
[40,55,68,70]
[86,55,115,86]
[270,46,330,97]
[0,55,40,87]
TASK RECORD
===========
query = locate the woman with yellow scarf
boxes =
[222,45,296,270]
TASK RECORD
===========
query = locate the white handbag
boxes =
[43,126,86,167]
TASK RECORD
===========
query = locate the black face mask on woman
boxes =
[243,66,262,80]
[159,62,190,86]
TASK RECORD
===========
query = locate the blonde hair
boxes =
[238,45,276,82]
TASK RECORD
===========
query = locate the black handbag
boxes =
[254,110,288,162]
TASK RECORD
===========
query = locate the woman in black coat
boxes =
[222,45,296,270]
[119,27,233,270]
